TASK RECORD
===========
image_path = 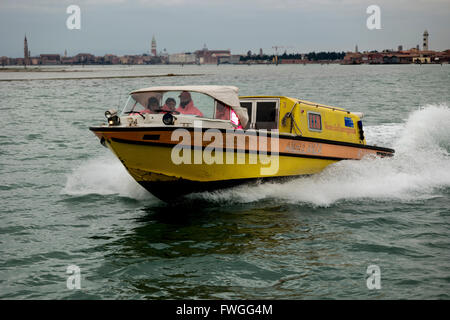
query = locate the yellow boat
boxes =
[89,85,394,201]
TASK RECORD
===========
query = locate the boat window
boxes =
[172,91,214,118]
[308,112,322,131]
[123,91,215,118]
[240,102,252,129]
[121,96,147,114]
[255,101,277,129]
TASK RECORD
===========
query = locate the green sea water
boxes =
[0,64,449,299]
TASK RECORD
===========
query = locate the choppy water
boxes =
[1,64,449,299]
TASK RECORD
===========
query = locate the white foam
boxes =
[62,153,154,201]
[193,104,450,206]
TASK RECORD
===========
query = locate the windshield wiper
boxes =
[123,110,146,119]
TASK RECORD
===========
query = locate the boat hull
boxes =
[90,126,394,201]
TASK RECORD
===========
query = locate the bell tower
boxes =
[151,35,157,56]
[24,35,29,66]
[422,30,429,51]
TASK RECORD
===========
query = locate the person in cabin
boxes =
[215,102,230,120]
[142,97,161,114]
[176,91,204,117]
[161,97,177,112]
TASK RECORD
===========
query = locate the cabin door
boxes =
[239,99,279,130]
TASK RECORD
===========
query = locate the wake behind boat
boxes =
[89,85,394,201]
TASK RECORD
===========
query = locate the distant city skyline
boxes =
[1,0,450,58]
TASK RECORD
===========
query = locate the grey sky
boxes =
[1,0,449,57]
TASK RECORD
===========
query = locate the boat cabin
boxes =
[239,96,366,145]
[114,85,365,145]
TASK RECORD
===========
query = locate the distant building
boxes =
[382,55,400,64]
[159,48,169,63]
[435,50,450,63]
[398,45,403,51]
[195,47,231,64]
[1,56,9,66]
[151,35,157,56]
[119,56,130,64]
[413,56,431,64]
[134,56,145,64]
[119,55,143,65]
[423,30,429,51]
[342,52,362,64]
[366,52,384,64]
[103,54,119,65]
[168,53,197,64]
[74,53,95,64]
[24,35,30,66]
[30,57,40,65]
[342,47,445,65]
[60,56,75,64]
[40,54,60,65]
[217,54,241,64]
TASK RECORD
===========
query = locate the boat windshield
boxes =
[121,90,237,122]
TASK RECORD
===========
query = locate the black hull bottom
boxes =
[138,175,300,202]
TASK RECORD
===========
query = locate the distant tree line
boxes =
[240,51,346,62]
[240,53,273,61]
[304,51,346,61]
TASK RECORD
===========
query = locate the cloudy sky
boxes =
[1,0,449,57]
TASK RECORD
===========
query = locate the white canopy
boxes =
[129,85,249,127]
